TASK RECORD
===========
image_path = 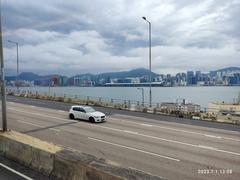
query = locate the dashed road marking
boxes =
[123,130,138,134]
[88,137,180,162]
[204,134,222,139]
[140,123,153,127]
[198,145,218,150]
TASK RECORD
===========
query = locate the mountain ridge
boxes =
[5,66,240,82]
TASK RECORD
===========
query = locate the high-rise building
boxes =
[187,71,194,85]
[175,73,181,85]
[195,71,201,82]
[166,74,173,86]
[181,73,187,82]
[216,71,223,85]
[209,71,215,77]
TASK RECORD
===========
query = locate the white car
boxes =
[69,105,106,123]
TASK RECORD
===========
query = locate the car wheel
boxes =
[69,114,75,119]
[89,117,95,123]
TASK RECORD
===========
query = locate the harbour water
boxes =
[14,86,240,108]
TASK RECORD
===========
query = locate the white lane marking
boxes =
[198,145,217,150]
[8,108,240,156]
[18,120,60,132]
[140,123,153,127]
[88,137,180,162]
[58,110,65,112]
[123,130,138,134]
[0,162,34,180]
[31,106,35,107]
[204,134,222,139]
[212,148,240,156]
[112,117,240,142]
[224,137,240,142]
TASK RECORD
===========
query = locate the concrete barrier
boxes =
[51,149,125,180]
[31,147,55,175]
[0,131,61,176]
[0,131,166,180]
[4,137,32,166]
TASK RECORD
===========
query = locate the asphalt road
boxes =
[0,156,50,180]
[6,96,240,132]
[1,96,240,180]
[0,165,27,180]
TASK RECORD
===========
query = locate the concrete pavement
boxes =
[1,99,240,180]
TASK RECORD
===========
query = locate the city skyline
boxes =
[5,66,240,77]
[2,0,240,76]
[6,66,240,87]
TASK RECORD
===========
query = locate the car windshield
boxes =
[84,107,95,113]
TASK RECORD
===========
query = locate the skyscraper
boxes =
[196,71,201,82]
[187,71,194,85]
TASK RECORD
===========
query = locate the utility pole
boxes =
[0,1,7,131]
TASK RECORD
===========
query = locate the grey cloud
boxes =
[2,0,240,75]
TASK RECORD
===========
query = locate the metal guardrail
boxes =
[6,88,161,108]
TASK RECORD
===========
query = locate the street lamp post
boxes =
[142,16,152,107]
[137,88,144,106]
[0,2,7,131]
[8,40,19,91]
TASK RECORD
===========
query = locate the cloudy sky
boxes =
[2,0,240,76]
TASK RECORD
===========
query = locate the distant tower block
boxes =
[238,92,240,104]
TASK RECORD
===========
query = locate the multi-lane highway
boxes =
[1,96,240,180]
